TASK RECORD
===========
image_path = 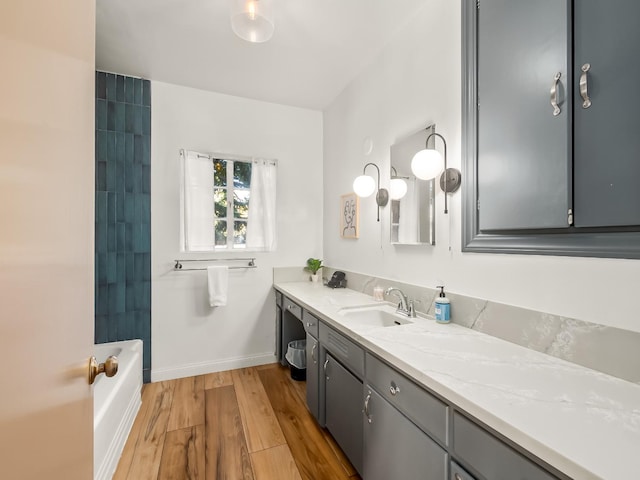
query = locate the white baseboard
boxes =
[151,352,278,382]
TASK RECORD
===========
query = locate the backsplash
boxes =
[274,266,640,384]
[95,71,152,383]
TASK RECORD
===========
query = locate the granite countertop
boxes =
[274,281,640,480]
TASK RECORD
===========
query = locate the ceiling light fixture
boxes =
[230,0,275,43]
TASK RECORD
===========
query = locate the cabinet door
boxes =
[305,333,320,421]
[477,0,571,230]
[363,387,447,480]
[325,354,363,475]
[573,0,640,227]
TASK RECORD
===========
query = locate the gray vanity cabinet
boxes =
[324,353,363,475]
[363,387,447,480]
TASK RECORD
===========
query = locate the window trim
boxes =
[461,0,640,259]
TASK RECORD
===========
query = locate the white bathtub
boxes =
[94,339,143,480]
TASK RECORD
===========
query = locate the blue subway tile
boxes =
[140,310,151,343]
[116,283,126,313]
[107,192,116,223]
[117,225,126,254]
[140,225,151,253]
[134,78,143,105]
[125,223,134,252]
[96,72,107,99]
[95,223,107,253]
[134,193,144,224]
[115,192,125,223]
[116,75,125,102]
[141,194,150,223]
[142,107,151,135]
[142,166,151,194]
[133,106,143,135]
[125,283,135,310]
[107,223,117,253]
[95,315,109,343]
[143,369,151,384]
[134,135,143,165]
[115,132,126,163]
[96,161,107,191]
[107,101,116,131]
[142,80,151,107]
[125,76,135,103]
[108,313,119,343]
[134,253,144,281]
[141,281,151,310]
[115,160,124,193]
[106,74,117,101]
[95,191,107,224]
[106,252,117,283]
[116,253,126,283]
[125,104,134,133]
[96,284,108,315]
[124,193,135,223]
[133,281,143,310]
[126,252,135,283]
[114,102,125,132]
[96,130,107,163]
[106,131,117,162]
[125,133,134,164]
[142,253,151,281]
[106,161,115,192]
[96,253,108,285]
[133,164,142,193]
[95,99,107,130]
[125,159,134,193]
[142,135,151,165]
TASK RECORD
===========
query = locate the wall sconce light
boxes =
[410,132,461,214]
[353,163,389,222]
[390,167,408,200]
[230,0,275,43]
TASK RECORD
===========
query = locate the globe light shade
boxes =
[389,178,408,200]
[411,148,444,180]
[230,0,275,43]
[353,175,376,197]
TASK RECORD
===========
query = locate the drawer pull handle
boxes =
[454,474,462,480]
[311,343,317,363]
[580,63,592,109]
[389,381,400,396]
[323,358,330,380]
[306,322,315,327]
[363,391,372,424]
[287,305,293,310]
[550,71,561,116]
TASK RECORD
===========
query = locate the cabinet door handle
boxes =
[454,474,463,480]
[580,63,592,109]
[306,322,315,327]
[311,343,317,363]
[389,381,400,396]
[363,391,372,424]
[323,358,330,380]
[550,71,562,116]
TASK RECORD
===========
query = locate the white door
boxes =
[0,1,96,479]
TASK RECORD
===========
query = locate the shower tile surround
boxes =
[274,267,640,384]
[95,72,152,383]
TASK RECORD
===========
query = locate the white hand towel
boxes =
[207,266,229,307]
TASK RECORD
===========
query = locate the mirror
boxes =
[390,125,436,245]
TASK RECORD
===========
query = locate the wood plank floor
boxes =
[114,363,361,480]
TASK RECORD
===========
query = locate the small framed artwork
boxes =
[340,193,359,239]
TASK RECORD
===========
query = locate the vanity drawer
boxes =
[366,353,448,444]
[275,290,283,307]
[319,323,364,378]
[302,309,319,338]
[283,296,302,320]
[453,412,558,480]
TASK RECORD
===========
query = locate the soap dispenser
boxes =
[434,286,451,324]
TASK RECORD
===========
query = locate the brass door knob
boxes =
[88,355,119,385]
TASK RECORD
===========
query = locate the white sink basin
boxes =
[337,304,413,327]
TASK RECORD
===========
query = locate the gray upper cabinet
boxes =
[573,0,640,227]
[463,0,640,258]
[477,0,570,230]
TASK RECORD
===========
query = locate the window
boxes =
[213,158,252,249]
[181,150,277,252]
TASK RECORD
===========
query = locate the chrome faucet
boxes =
[384,287,416,318]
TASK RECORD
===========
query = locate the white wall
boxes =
[323,1,640,333]
[152,81,323,380]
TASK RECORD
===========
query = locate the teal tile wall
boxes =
[95,71,151,383]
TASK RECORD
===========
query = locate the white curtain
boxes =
[246,158,277,251]
[182,150,215,251]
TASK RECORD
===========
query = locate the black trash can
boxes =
[285,339,306,381]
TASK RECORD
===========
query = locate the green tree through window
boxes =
[214,158,252,249]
